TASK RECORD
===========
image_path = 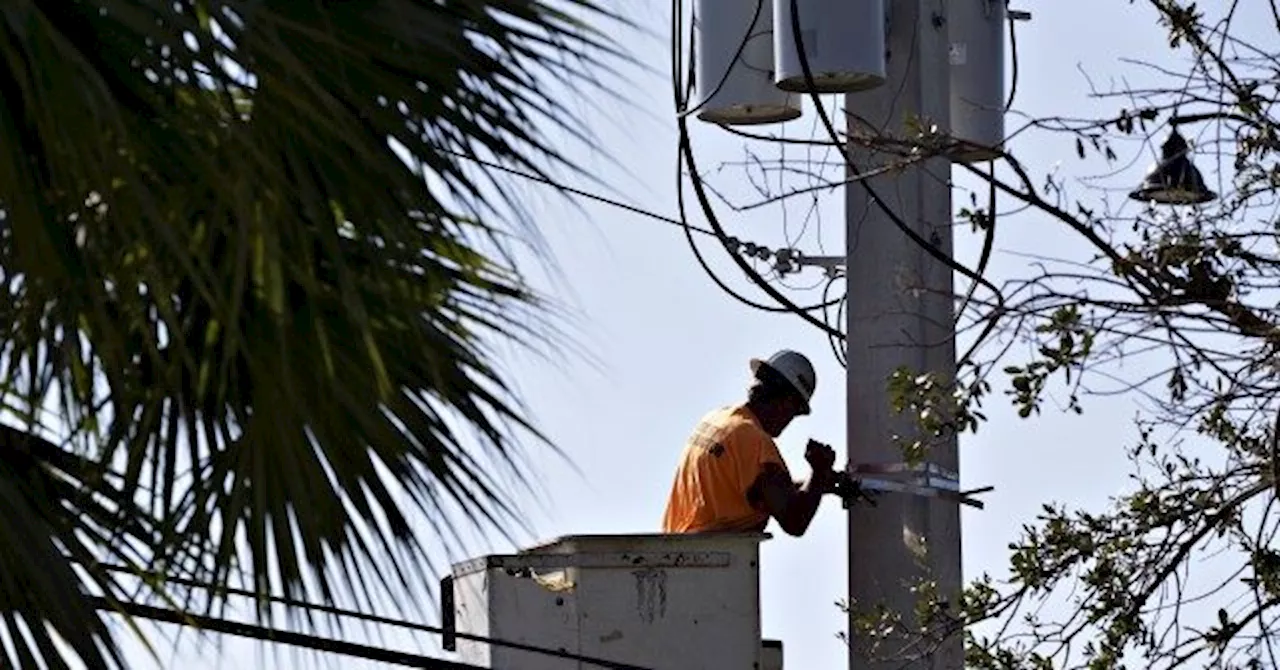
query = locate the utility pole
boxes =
[844,0,962,668]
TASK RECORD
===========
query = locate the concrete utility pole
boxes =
[844,0,963,668]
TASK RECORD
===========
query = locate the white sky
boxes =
[108,1,1271,669]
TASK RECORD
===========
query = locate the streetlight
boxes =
[1128,128,1217,205]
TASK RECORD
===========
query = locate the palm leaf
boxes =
[0,423,190,669]
[0,0,629,665]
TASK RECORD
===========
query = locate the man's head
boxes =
[745,350,817,437]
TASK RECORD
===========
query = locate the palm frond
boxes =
[0,423,191,669]
[0,0,629,664]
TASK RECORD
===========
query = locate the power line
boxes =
[438,147,718,238]
[670,0,846,336]
[441,145,843,315]
[97,597,485,670]
[89,561,652,670]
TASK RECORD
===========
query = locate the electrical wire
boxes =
[97,597,487,670]
[955,164,1000,342]
[950,1,1025,350]
[672,0,773,301]
[437,147,719,239]
[676,0,764,119]
[674,150,838,315]
[1005,3,1021,110]
[443,87,843,317]
[676,115,847,332]
[670,0,795,315]
[439,145,845,316]
[671,0,845,333]
[670,0,843,322]
[87,561,652,670]
[821,274,848,368]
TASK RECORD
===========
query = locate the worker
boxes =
[661,349,838,536]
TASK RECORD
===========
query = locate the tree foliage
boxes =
[0,2,620,667]
[887,1,1280,667]
[685,0,1280,667]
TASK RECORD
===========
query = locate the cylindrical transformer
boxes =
[694,0,801,126]
[773,0,886,94]
[948,0,1006,162]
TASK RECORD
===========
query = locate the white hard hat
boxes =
[749,350,817,414]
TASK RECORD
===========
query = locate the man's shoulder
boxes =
[697,404,746,426]
[698,405,770,442]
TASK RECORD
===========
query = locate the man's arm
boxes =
[794,478,840,494]
[754,463,833,537]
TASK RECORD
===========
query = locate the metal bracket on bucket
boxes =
[834,462,991,510]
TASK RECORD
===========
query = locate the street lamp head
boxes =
[1128,129,1217,206]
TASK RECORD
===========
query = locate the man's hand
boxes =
[757,440,842,538]
[804,439,837,474]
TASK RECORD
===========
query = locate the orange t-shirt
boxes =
[661,404,791,533]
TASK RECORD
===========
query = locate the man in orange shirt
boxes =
[661,350,837,536]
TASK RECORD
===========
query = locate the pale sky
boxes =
[109,1,1265,669]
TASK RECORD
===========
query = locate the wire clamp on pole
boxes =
[834,462,991,510]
